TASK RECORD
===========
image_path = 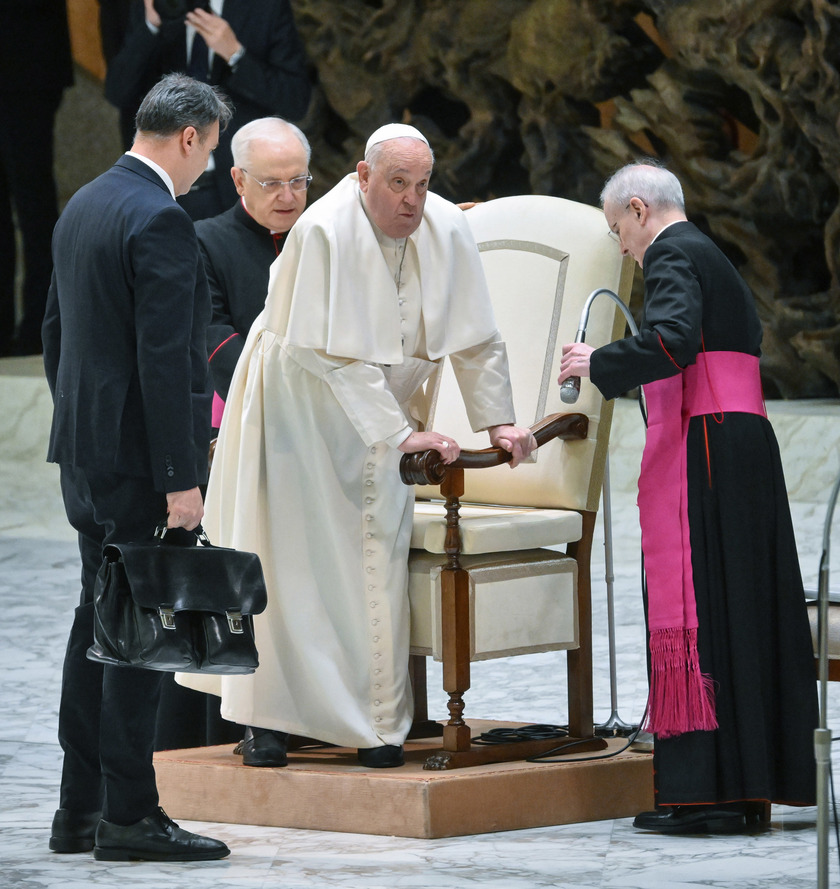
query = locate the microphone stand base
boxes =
[594,711,640,739]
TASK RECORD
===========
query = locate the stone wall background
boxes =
[57,0,840,398]
[291,0,840,398]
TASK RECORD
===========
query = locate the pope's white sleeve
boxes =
[449,335,517,432]
[284,344,412,448]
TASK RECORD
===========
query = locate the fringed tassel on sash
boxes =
[643,626,717,738]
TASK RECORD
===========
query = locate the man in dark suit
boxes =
[104,0,311,220]
[0,0,74,355]
[43,73,234,862]
[559,160,818,834]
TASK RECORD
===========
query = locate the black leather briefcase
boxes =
[87,524,267,674]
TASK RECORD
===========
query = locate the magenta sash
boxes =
[211,391,225,428]
[638,351,765,737]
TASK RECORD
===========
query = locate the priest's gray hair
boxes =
[600,160,685,212]
[232,117,311,168]
[365,137,435,172]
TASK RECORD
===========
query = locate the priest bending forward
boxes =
[179,123,536,768]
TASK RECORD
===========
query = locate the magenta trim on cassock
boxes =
[211,391,225,428]
[638,351,765,738]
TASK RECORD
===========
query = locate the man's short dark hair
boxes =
[135,73,234,140]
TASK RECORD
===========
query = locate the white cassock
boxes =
[178,173,516,748]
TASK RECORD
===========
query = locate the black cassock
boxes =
[591,221,817,807]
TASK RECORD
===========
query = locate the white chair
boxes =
[402,194,635,769]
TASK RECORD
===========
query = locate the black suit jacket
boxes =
[196,199,285,400]
[104,0,311,207]
[591,221,763,400]
[43,155,212,492]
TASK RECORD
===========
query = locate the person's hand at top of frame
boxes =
[398,431,461,465]
[186,6,243,63]
[488,424,537,468]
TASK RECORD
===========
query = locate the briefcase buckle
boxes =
[226,610,244,634]
[159,606,176,630]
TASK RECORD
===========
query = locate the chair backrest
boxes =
[420,194,635,513]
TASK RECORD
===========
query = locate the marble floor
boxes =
[2,354,840,888]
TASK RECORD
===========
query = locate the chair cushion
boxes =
[411,500,583,555]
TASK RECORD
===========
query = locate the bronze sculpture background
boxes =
[291,0,840,398]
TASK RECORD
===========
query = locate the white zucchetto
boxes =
[365,123,429,154]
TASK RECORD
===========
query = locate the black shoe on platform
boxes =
[240,725,289,767]
[93,807,229,861]
[49,808,102,853]
[357,744,404,768]
[633,805,747,835]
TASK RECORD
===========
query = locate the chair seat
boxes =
[411,500,583,555]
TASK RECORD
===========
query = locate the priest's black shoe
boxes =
[633,805,747,835]
[241,725,289,767]
[357,744,404,768]
[49,808,102,853]
[93,807,230,861]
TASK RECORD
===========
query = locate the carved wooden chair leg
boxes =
[440,468,472,753]
[566,510,596,738]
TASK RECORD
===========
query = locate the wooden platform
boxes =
[155,721,654,838]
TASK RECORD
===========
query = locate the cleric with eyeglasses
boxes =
[194,117,314,433]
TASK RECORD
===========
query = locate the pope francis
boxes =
[179,123,536,768]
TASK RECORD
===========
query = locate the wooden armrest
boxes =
[400,412,589,486]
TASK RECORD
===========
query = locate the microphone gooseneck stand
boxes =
[561,288,641,737]
[817,466,840,889]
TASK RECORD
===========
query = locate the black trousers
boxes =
[56,465,168,825]
[0,91,63,349]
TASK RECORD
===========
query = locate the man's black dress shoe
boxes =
[240,725,289,767]
[49,808,102,853]
[357,744,404,768]
[93,807,230,861]
[633,805,747,835]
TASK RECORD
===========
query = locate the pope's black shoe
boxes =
[240,726,289,767]
[633,805,747,835]
[93,807,230,861]
[49,808,102,853]
[357,744,404,768]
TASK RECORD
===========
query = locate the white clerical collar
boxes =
[125,152,176,199]
[651,219,683,244]
[360,193,409,284]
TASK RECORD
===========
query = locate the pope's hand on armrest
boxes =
[487,424,538,468]
[398,430,461,464]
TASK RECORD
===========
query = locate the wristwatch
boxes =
[227,46,245,70]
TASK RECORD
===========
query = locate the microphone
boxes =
[560,327,586,404]
[559,287,639,406]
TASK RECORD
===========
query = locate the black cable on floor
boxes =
[472,724,569,745]
[525,718,645,764]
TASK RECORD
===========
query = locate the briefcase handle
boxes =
[154,521,213,547]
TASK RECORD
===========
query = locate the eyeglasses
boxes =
[240,169,312,194]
